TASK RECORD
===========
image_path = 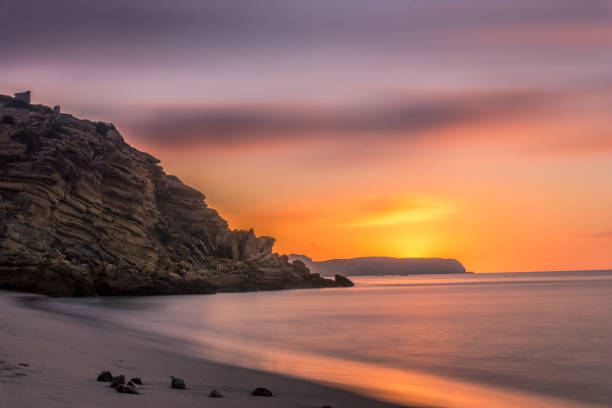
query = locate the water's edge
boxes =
[10,271,611,408]
[11,292,413,408]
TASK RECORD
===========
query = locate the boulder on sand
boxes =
[110,375,126,388]
[209,389,223,398]
[96,371,113,382]
[171,376,186,389]
[130,377,143,385]
[252,387,273,397]
[116,383,139,394]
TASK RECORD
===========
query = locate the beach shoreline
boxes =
[0,291,411,408]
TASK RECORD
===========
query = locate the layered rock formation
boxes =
[0,94,352,296]
[289,255,467,277]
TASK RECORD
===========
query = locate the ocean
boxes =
[37,271,612,407]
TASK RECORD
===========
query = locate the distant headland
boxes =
[288,254,467,277]
[0,91,353,296]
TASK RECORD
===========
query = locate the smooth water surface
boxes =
[41,271,612,407]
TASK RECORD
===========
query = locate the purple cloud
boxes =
[124,90,553,147]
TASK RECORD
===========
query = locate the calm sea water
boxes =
[39,271,612,407]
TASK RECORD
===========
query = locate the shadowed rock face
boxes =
[0,94,349,296]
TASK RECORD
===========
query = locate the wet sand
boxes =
[0,292,410,408]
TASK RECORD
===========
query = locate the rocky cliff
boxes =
[0,94,352,296]
[288,255,467,277]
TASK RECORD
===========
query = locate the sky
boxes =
[1,0,611,272]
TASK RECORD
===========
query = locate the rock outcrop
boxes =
[0,93,351,296]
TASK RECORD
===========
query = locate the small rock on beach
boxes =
[97,371,113,382]
[110,375,126,388]
[116,384,139,394]
[252,387,273,397]
[171,376,186,389]
[209,389,223,398]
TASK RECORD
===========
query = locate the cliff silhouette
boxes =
[0,92,352,296]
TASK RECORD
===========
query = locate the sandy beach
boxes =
[0,292,409,408]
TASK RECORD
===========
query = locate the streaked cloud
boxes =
[337,197,452,228]
[2,0,611,64]
[126,91,552,148]
[225,194,452,229]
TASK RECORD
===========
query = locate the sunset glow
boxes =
[3,0,611,272]
[4,3,612,408]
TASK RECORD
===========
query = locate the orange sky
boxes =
[130,98,612,272]
[3,0,611,272]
